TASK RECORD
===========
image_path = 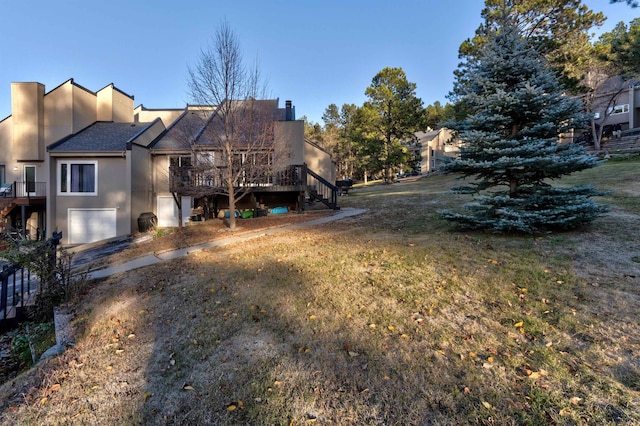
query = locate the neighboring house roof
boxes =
[151,99,282,151]
[48,121,154,152]
[415,129,445,143]
[150,107,210,151]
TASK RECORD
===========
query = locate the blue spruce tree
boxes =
[441,18,607,233]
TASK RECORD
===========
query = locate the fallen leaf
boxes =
[514,321,524,328]
[387,325,395,331]
[40,397,48,405]
[482,401,493,409]
[144,391,152,401]
[227,404,237,411]
[49,384,61,392]
[348,351,360,357]
[182,385,195,391]
[570,397,582,405]
[369,323,376,329]
[309,315,317,320]
[115,349,124,354]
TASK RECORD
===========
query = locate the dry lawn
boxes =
[0,157,638,425]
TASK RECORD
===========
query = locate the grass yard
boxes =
[0,156,638,425]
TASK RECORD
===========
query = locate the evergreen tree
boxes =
[441,18,608,233]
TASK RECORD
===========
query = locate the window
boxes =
[58,161,97,195]
[607,104,629,115]
[0,165,4,187]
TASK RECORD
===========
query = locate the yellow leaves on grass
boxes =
[227,399,244,411]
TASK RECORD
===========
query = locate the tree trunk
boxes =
[227,181,236,230]
[590,119,601,151]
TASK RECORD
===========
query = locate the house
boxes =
[149,100,337,226]
[411,128,460,174]
[1,79,337,245]
[582,78,640,142]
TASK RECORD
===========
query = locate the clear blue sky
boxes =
[0,1,636,125]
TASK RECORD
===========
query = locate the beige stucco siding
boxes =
[304,141,334,183]
[97,85,134,122]
[130,144,154,232]
[11,82,45,161]
[152,155,171,195]
[72,85,99,134]
[0,117,18,182]
[135,107,183,127]
[44,81,75,146]
[274,120,304,169]
[51,156,130,244]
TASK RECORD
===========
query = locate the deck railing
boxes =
[169,164,306,192]
[168,163,339,209]
[0,232,62,325]
[0,181,47,199]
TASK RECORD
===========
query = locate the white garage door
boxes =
[157,196,191,227]
[68,208,117,244]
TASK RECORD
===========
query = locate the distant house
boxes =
[412,128,460,174]
[583,77,640,141]
[1,79,338,245]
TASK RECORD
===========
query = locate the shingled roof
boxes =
[48,121,155,152]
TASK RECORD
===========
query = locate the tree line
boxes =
[303,1,639,182]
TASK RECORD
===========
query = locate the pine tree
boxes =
[441,18,607,233]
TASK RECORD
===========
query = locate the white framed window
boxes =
[58,160,97,195]
[607,104,629,115]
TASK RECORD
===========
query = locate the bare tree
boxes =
[186,21,272,230]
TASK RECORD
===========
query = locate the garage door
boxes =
[157,196,190,227]
[68,208,117,244]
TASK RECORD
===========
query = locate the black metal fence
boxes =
[0,231,62,324]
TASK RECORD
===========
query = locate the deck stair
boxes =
[304,166,340,210]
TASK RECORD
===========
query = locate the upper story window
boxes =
[169,155,192,169]
[58,161,97,195]
[607,104,629,115]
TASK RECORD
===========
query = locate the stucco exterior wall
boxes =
[71,84,99,134]
[44,81,75,145]
[152,154,172,195]
[11,82,45,161]
[0,117,17,182]
[129,144,154,232]
[304,141,334,183]
[51,156,130,244]
[97,85,134,122]
[135,106,183,127]
[274,120,304,168]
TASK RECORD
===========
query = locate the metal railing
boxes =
[0,232,62,323]
[0,181,47,199]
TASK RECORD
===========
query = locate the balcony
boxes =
[1,181,47,199]
[168,165,306,194]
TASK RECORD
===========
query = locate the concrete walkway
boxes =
[85,208,367,280]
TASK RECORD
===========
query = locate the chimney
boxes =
[285,100,295,121]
